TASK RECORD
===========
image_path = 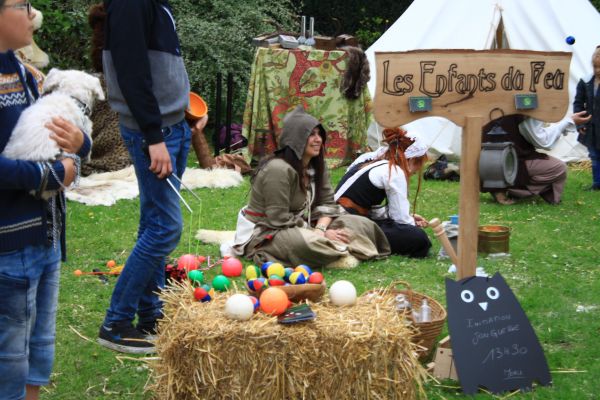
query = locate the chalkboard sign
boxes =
[445,272,551,395]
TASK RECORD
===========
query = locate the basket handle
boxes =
[390,280,414,298]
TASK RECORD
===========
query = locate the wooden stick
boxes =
[213,72,222,156]
[429,218,460,269]
[73,270,120,276]
[457,115,482,279]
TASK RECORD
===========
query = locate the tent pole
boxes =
[457,116,482,280]
[496,17,505,49]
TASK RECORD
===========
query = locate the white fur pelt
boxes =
[2,68,103,161]
[325,254,360,269]
[195,229,236,245]
[66,166,243,206]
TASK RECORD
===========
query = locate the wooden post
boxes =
[213,72,222,156]
[457,116,482,279]
[372,50,571,280]
[429,218,460,268]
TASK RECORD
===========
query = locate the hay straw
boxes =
[147,282,426,399]
[567,160,591,171]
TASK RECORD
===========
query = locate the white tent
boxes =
[365,0,600,161]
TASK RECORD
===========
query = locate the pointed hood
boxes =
[278,106,326,160]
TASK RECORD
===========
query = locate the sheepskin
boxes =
[66,166,243,206]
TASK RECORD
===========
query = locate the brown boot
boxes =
[191,129,216,168]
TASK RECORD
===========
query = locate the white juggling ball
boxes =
[329,280,357,306]
[224,294,255,321]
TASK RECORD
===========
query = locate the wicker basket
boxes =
[248,282,326,302]
[366,280,446,360]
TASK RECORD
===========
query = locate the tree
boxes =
[34,0,297,119]
[300,0,412,48]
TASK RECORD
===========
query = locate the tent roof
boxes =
[365,0,600,161]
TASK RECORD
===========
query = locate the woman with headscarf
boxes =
[229,106,390,269]
[334,127,432,258]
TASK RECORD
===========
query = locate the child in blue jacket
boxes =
[0,2,91,399]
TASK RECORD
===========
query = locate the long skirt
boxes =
[246,215,391,268]
[508,156,567,204]
[374,219,431,258]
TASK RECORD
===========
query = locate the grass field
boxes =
[44,162,599,399]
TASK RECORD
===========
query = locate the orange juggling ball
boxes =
[259,287,289,316]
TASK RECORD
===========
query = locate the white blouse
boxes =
[367,163,415,226]
[518,115,575,150]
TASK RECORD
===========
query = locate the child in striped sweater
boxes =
[0,2,91,399]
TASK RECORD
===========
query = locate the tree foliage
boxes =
[300,0,413,48]
[34,0,297,119]
[170,0,297,117]
[28,0,600,119]
[34,0,96,69]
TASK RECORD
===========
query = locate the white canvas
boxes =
[365,0,600,161]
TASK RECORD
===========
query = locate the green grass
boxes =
[45,163,600,399]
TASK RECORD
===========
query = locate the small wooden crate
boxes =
[432,336,458,381]
[314,35,337,51]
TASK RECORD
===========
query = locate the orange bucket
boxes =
[185,92,208,121]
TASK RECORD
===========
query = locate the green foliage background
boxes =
[299,0,413,48]
[30,0,600,119]
[33,0,297,120]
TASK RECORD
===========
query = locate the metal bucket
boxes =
[478,225,510,254]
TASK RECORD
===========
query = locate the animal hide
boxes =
[195,229,236,245]
[66,166,243,206]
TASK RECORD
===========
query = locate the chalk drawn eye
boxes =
[461,290,474,303]
[487,287,500,300]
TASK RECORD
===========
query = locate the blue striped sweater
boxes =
[0,51,91,259]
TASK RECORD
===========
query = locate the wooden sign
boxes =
[373,49,572,128]
[445,273,551,395]
[373,49,572,280]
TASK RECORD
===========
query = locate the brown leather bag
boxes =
[214,153,252,175]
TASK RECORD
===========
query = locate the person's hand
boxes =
[572,110,592,126]
[47,117,84,154]
[313,228,325,238]
[60,157,76,187]
[191,115,209,136]
[148,142,172,179]
[324,228,351,243]
[413,214,429,228]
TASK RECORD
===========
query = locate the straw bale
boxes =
[149,282,426,400]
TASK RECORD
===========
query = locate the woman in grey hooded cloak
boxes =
[231,106,390,268]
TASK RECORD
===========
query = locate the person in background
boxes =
[481,111,590,205]
[229,106,390,269]
[0,1,90,398]
[335,127,432,258]
[98,0,207,354]
[573,46,600,191]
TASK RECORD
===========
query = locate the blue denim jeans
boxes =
[589,146,600,188]
[0,244,61,400]
[104,120,191,327]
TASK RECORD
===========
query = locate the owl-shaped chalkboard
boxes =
[445,272,551,395]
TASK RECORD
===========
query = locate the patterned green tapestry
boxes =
[242,47,372,168]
